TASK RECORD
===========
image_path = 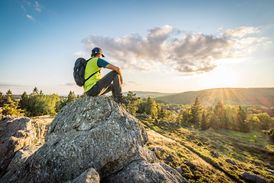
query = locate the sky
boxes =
[0,0,274,95]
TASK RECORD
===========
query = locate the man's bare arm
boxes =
[106,64,123,84]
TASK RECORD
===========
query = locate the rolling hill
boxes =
[125,91,174,98]
[156,88,274,107]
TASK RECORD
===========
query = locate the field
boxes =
[142,119,274,182]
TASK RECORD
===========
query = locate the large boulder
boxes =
[0,117,32,176]
[1,96,185,183]
[0,116,49,177]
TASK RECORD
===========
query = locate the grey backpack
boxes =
[73,58,99,86]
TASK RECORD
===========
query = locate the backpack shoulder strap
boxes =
[84,70,100,82]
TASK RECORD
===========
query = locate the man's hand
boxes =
[106,64,123,85]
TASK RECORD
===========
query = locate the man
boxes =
[84,47,126,104]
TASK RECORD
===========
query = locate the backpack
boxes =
[73,58,87,86]
[73,58,100,86]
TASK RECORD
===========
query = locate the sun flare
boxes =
[201,65,239,89]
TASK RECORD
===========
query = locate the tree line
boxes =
[179,97,273,132]
[123,92,274,133]
[0,87,78,118]
[1,89,273,134]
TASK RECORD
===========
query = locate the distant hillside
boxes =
[157,88,274,107]
[125,91,174,98]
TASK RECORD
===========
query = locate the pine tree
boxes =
[6,89,14,102]
[237,106,249,132]
[211,101,224,129]
[67,91,77,103]
[190,97,201,127]
[200,111,208,130]
[125,92,140,116]
[145,97,158,118]
[2,90,23,116]
[19,92,28,108]
[32,87,39,95]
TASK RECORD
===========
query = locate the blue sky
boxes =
[0,0,274,95]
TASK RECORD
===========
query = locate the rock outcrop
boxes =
[0,96,185,183]
[0,116,50,177]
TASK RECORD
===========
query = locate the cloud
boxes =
[223,26,259,38]
[34,1,41,12]
[26,14,35,21]
[82,25,270,74]
[21,0,42,21]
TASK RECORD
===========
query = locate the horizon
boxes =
[1,86,274,96]
[1,0,274,95]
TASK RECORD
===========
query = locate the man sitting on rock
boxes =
[84,47,127,104]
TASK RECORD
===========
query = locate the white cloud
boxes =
[82,25,270,74]
[223,26,259,38]
[21,0,42,21]
[34,1,41,12]
[26,14,35,22]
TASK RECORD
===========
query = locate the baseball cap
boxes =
[91,47,105,57]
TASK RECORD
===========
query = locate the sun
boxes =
[200,65,239,89]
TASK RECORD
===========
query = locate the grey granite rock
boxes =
[104,160,187,183]
[70,168,100,183]
[0,117,36,177]
[0,96,184,183]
